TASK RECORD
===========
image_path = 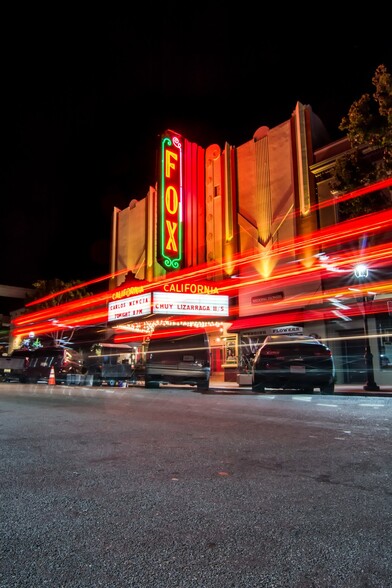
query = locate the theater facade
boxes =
[11,104,392,385]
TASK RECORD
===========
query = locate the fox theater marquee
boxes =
[108,281,230,326]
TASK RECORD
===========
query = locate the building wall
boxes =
[235,108,322,319]
[110,201,145,287]
[205,144,223,268]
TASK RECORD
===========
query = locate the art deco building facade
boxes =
[109,103,392,385]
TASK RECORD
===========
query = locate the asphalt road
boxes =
[1,383,391,588]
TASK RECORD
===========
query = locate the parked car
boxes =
[252,335,336,394]
[22,346,85,384]
[83,342,142,386]
[145,325,210,391]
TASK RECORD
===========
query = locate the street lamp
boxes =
[353,264,380,392]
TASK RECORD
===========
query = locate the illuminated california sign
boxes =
[158,130,183,271]
[111,285,145,300]
[163,282,219,294]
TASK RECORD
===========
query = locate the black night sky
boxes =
[2,9,391,290]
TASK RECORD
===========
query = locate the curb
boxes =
[209,381,392,397]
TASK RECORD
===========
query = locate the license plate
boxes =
[4,368,11,373]
[290,365,305,374]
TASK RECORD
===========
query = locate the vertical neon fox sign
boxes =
[158,130,183,271]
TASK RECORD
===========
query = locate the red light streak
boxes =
[11,179,392,340]
[24,268,129,307]
[308,177,392,214]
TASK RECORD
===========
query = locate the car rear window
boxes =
[261,342,330,357]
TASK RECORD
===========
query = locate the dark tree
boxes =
[330,64,392,220]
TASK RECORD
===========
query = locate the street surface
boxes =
[1,383,391,588]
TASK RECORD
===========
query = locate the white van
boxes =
[145,325,210,391]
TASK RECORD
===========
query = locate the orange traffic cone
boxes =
[48,366,56,385]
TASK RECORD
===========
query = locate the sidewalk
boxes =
[209,374,392,396]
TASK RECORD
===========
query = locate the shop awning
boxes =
[227,309,316,332]
[227,316,269,332]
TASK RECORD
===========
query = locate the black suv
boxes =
[252,335,336,394]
